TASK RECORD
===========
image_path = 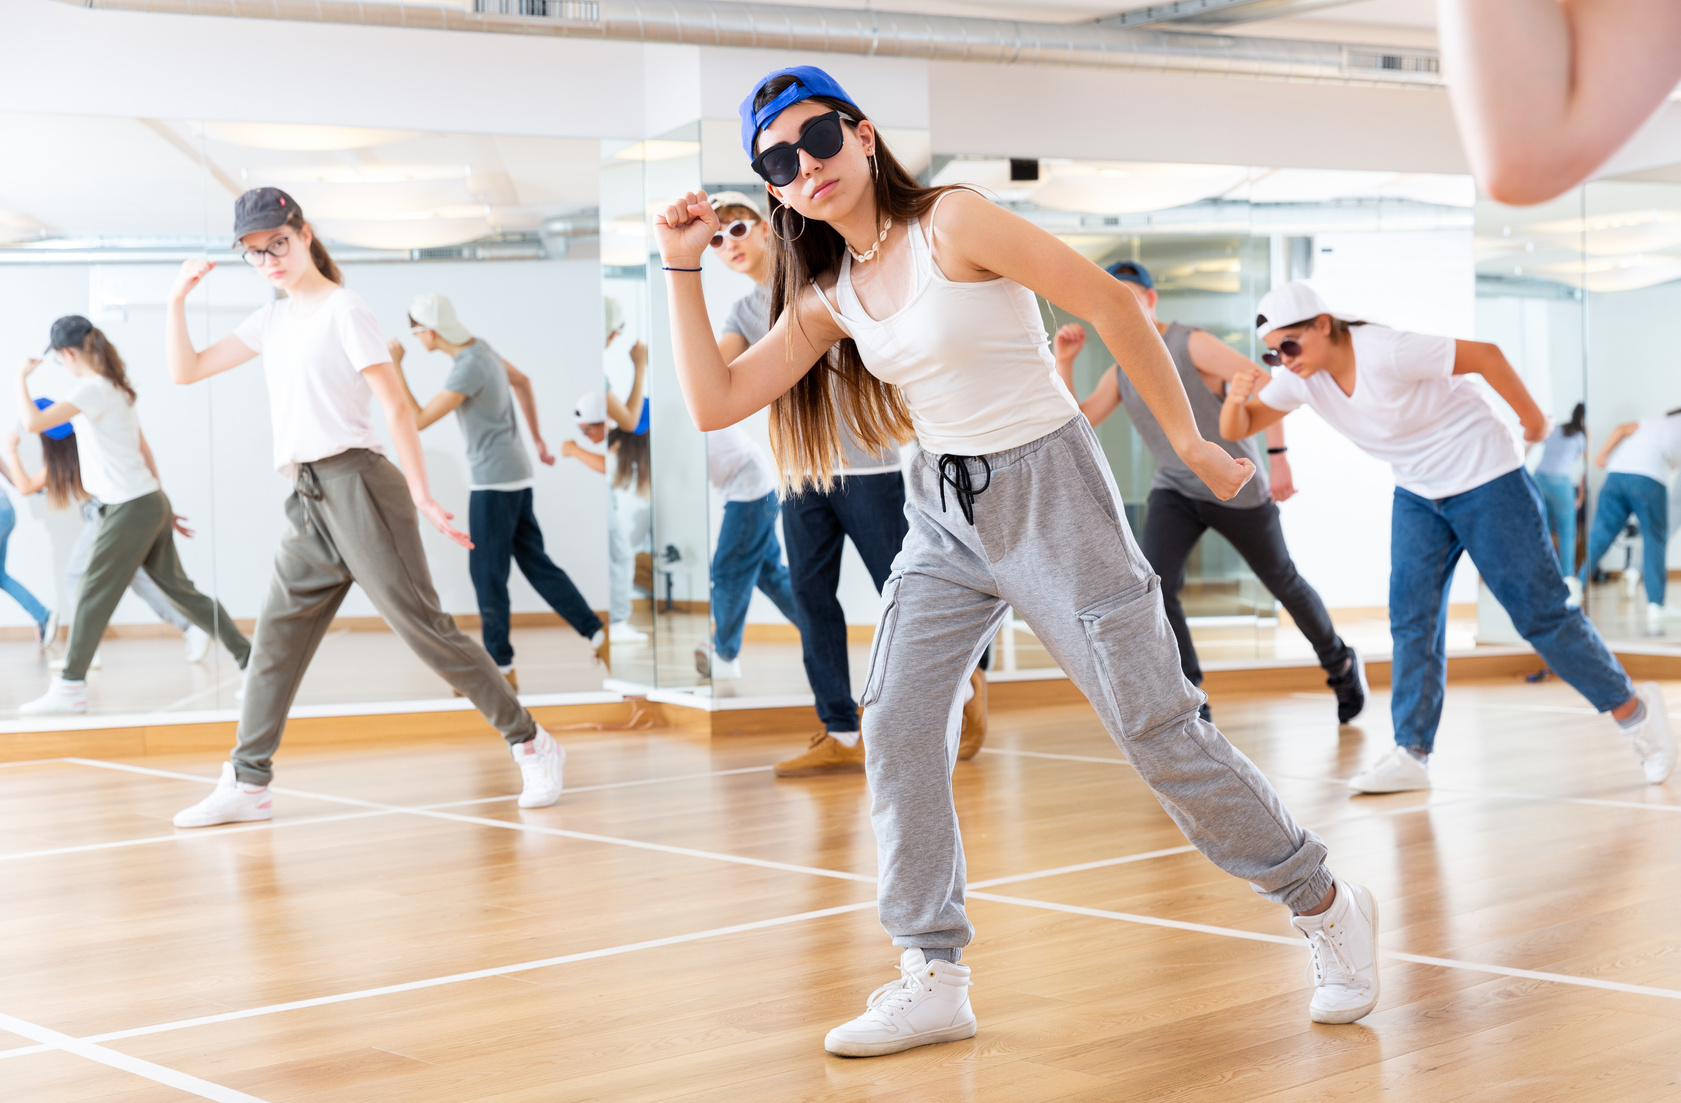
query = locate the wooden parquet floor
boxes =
[4,678,1680,1101]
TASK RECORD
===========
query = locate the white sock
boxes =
[829,729,862,748]
[498,663,515,675]
[590,628,606,647]
[1404,747,1429,766]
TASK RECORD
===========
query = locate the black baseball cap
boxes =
[233,187,301,239]
[1105,260,1154,289]
[46,314,94,352]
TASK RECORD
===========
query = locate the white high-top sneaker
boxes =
[1347,746,1430,794]
[1624,683,1676,784]
[824,948,976,1057]
[173,763,273,828]
[1291,878,1381,1024]
[19,677,87,715]
[1564,576,1583,608]
[512,728,565,808]
[184,625,211,663]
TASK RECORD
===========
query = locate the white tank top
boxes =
[814,194,1081,457]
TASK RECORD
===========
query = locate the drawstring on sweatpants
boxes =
[937,453,991,525]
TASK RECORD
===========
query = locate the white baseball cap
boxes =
[408,292,471,344]
[574,390,607,425]
[1254,281,1359,339]
[708,190,764,219]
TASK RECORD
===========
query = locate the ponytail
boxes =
[77,326,137,405]
[1563,402,1586,437]
[40,432,86,510]
[285,208,342,285]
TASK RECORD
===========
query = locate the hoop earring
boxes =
[771,205,807,243]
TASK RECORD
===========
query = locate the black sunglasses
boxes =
[1261,337,1305,367]
[750,111,847,187]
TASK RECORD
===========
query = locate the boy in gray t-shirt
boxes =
[394,293,607,684]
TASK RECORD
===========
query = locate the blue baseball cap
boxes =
[1105,261,1153,290]
[33,397,72,441]
[740,65,861,157]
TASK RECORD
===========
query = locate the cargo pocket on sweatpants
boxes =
[858,574,904,709]
[1079,576,1201,741]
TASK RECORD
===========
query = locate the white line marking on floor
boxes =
[0,757,74,768]
[968,846,1199,889]
[968,892,1681,1001]
[978,747,1137,766]
[0,901,881,1060]
[0,1010,271,1101]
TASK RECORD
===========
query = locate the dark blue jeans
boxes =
[1391,468,1633,753]
[1579,471,1668,606]
[782,472,910,732]
[711,492,801,661]
[469,488,602,667]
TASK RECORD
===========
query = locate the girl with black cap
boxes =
[15,317,249,714]
[654,65,1379,1056]
[161,187,562,828]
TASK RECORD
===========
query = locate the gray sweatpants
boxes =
[862,417,1332,952]
[231,450,537,786]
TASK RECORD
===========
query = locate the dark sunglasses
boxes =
[1261,337,1304,367]
[750,111,847,187]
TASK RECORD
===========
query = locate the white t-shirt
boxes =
[1607,415,1681,483]
[234,288,391,477]
[706,425,776,503]
[66,375,159,505]
[1256,325,1523,499]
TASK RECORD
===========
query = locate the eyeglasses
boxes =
[750,111,847,187]
[710,219,757,249]
[1261,337,1305,367]
[240,232,293,267]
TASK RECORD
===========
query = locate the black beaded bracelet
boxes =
[662,265,702,272]
[1267,446,1288,455]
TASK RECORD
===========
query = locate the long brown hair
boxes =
[285,207,342,285]
[41,432,87,509]
[609,428,651,495]
[757,78,955,491]
[60,325,137,405]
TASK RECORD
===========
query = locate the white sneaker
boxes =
[693,646,744,680]
[184,625,211,664]
[19,677,88,715]
[36,608,57,650]
[824,948,977,1057]
[173,762,273,828]
[1348,746,1430,794]
[1624,683,1676,784]
[609,620,647,642]
[1291,878,1380,1024]
[1649,603,1667,636]
[1564,576,1582,608]
[512,728,565,808]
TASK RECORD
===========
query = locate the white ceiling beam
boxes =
[1100,0,1360,27]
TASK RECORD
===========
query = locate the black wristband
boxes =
[1267,446,1288,455]
[662,265,702,272]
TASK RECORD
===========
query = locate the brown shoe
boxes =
[593,628,611,671]
[774,732,866,778]
[958,666,987,760]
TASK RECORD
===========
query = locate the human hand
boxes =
[1268,454,1296,503]
[561,440,583,459]
[386,337,406,365]
[172,513,195,539]
[1522,413,1553,445]
[1182,439,1256,502]
[536,439,556,466]
[416,497,473,548]
[169,258,215,301]
[653,189,719,268]
[20,357,42,379]
[1595,450,1610,469]
[1226,365,1267,405]
[629,340,648,370]
[1053,323,1086,363]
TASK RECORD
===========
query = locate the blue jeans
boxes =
[1579,471,1669,606]
[1533,472,1577,577]
[782,472,909,732]
[1391,468,1633,753]
[468,488,602,667]
[711,492,801,662]
[0,497,49,627]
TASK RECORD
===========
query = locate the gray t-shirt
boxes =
[1113,323,1270,509]
[723,283,902,473]
[443,338,533,488]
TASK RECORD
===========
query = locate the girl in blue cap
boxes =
[654,65,1379,1056]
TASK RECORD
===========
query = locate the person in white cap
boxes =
[1221,280,1672,794]
[391,293,609,683]
[563,389,651,642]
[602,297,649,434]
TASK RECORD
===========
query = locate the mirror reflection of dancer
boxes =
[1580,409,1681,634]
[564,392,650,642]
[656,66,1378,1055]
[1223,282,1673,793]
[1053,262,1364,726]
[706,189,987,774]
[16,317,250,715]
[391,292,610,684]
[1530,403,1588,603]
[0,422,57,649]
[164,188,564,828]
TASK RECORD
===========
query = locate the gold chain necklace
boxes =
[849,217,892,263]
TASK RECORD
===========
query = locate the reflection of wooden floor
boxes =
[5,680,1680,1099]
